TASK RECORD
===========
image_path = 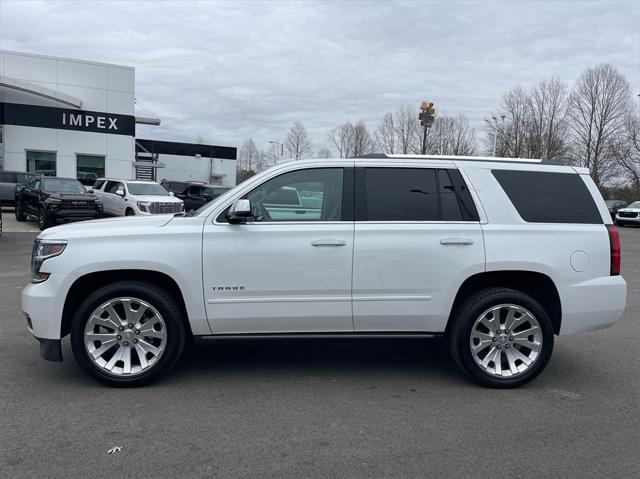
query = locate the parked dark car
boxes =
[161,180,229,211]
[160,180,196,195]
[15,176,103,230]
[0,171,34,206]
[605,200,629,219]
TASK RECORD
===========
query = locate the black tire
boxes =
[448,288,554,388]
[70,281,187,387]
[125,208,135,216]
[15,201,26,221]
[38,207,53,230]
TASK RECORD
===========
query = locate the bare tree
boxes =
[328,122,354,158]
[237,138,260,182]
[375,112,396,154]
[285,120,312,160]
[328,120,374,158]
[395,104,420,154]
[488,78,570,161]
[612,114,640,196]
[527,77,569,160]
[427,115,477,155]
[351,120,374,157]
[317,147,332,159]
[568,63,633,187]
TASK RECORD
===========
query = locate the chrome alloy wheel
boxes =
[469,304,543,378]
[84,297,167,376]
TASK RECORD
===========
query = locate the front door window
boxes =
[245,168,343,222]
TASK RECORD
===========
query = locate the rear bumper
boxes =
[559,275,627,335]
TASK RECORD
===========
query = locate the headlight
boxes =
[45,198,61,210]
[137,201,151,213]
[31,239,67,283]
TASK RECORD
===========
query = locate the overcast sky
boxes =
[1,0,638,154]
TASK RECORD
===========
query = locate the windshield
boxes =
[127,183,169,196]
[43,178,86,193]
[16,173,33,184]
[626,201,640,209]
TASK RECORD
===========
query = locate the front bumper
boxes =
[22,273,70,340]
[49,209,101,223]
[615,214,640,224]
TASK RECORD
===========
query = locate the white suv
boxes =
[90,178,184,216]
[614,201,640,226]
[22,156,626,388]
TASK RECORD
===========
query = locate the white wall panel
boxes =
[4,125,58,153]
[106,158,134,179]
[107,66,135,93]
[58,59,108,89]
[56,154,76,178]
[2,151,25,171]
[1,51,58,83]
[56,85,108,112]
[58,130,107,156]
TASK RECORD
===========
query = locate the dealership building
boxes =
[0,50,236,186]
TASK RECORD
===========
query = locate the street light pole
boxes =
[419,101,436,154]
[485,115,505,157]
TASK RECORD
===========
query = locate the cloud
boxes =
[1,0,638,153]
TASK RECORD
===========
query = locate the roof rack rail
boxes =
[355,153,565,165]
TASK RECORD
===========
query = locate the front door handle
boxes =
[440,238,474,246]
[311,239,347,247]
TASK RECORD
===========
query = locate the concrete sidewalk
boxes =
[1,207,41,233]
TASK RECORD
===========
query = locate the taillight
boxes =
[606,225,620,276]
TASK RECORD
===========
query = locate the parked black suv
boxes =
[15,176,103,230]
[161,180,229,211]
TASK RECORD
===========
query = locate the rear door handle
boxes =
[440,238,474,246]
[311,239,347,247]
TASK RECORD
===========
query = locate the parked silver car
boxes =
[0,171,34,206]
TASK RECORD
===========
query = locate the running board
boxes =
[194,332,442,341]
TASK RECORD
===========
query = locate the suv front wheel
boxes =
[449,288,554,388]
[70,281,186,387]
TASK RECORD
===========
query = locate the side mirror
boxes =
[168,191,175,196]
[116,191,125,197]
[203,193,212,201]
[227,199,252,224]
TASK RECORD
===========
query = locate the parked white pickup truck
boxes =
[23,155,626,388]
[90,178,184,216]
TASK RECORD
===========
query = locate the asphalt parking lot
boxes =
[1,224,639,478]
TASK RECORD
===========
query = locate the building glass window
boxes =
[76,154,105,186]
[27,151,56,176]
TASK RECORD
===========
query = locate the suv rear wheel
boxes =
[70,281,186,387]
[448,288,554,388]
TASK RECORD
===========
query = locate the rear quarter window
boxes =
[492,170,602,224]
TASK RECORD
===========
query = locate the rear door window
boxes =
[358,168,479,221]
[492,170,602,224]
